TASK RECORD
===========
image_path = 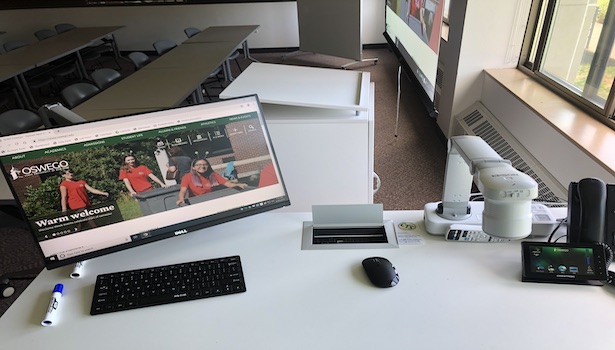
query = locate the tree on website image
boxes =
[23,141,162,220]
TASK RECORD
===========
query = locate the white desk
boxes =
[0,211,613,350]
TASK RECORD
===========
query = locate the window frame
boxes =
[518,0,615,127]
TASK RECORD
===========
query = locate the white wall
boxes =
[0,1,385,51]
[437,0,531,137]
[443,0,615,190]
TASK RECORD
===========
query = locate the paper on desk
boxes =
[394,221,425,245]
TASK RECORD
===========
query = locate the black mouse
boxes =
[362,257,399,288]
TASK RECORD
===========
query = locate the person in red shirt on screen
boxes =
[59,169,109,231]
[118,154,167,196]
[60,169,109,212]
[176,158,247,206]
[258,161,279,188]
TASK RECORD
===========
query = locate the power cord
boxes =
[602,243,615,286]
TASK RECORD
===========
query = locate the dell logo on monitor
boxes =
[174,229,188,236]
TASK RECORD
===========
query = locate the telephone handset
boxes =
[567,177,615,285]
[567,177,608,245]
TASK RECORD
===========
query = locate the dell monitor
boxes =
[0,95,290,269]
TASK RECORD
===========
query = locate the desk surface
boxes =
[73,66,208,112]
[0,211,613,350]
[143,41,240,69]
[220,62,371,112]
[0,26,122,67]
[184,25,259,44]
[73,35,248,121]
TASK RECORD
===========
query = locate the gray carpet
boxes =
[0,47,446,317]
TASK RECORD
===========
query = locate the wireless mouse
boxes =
[362,257,399,288]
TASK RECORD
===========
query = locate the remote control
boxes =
[445,224,510,242]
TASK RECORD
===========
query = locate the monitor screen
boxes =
[384,0,443,114]
[0,95,290,269]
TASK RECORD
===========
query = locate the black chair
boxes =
[0,109,44,135]
[54,23,76,34]
[127,52,150,70]
[90,68,122,90]
[2,40,28,52]
[184,27,201,38]
[34,29,57,41]
[60,82,100,108]
[153,40,177,56]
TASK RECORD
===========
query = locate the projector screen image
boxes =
[384,0,443,103]
[0,95,290,269]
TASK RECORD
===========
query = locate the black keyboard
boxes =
[90,255,246,315]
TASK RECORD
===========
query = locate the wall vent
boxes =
[455,102,567,206]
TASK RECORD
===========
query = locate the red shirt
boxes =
[60,180,90,210]
[119,165,153,193]
[180,172,228,196]
[258,162,279,188]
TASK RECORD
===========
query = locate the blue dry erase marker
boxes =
[41,284,63,327]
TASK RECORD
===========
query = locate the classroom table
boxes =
[0,26,123,109]
[0,210,613,350]
[73,26,257,121]
[72,66,213,118]
[184,25,259,44]
[184,25,259,81]
[144,41,240,70]
[0,26,121,70]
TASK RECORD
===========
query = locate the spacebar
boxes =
[137,292,190,307]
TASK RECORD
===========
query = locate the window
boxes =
[520,0,615,126]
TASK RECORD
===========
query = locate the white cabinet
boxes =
[220,63,375,212]
[262,89,374,212]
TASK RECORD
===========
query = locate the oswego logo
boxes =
[10,160,69,180]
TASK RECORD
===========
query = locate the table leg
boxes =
[194,88,205,104]
[110,34,131,64]
[75,51,87,80]
[243,41,259,63]
[15,75,38,110]
[223,61,233,83]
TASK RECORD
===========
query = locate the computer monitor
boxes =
[0,95,290,269]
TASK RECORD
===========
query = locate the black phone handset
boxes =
[567,177,614,284]
[571,177,607,243]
